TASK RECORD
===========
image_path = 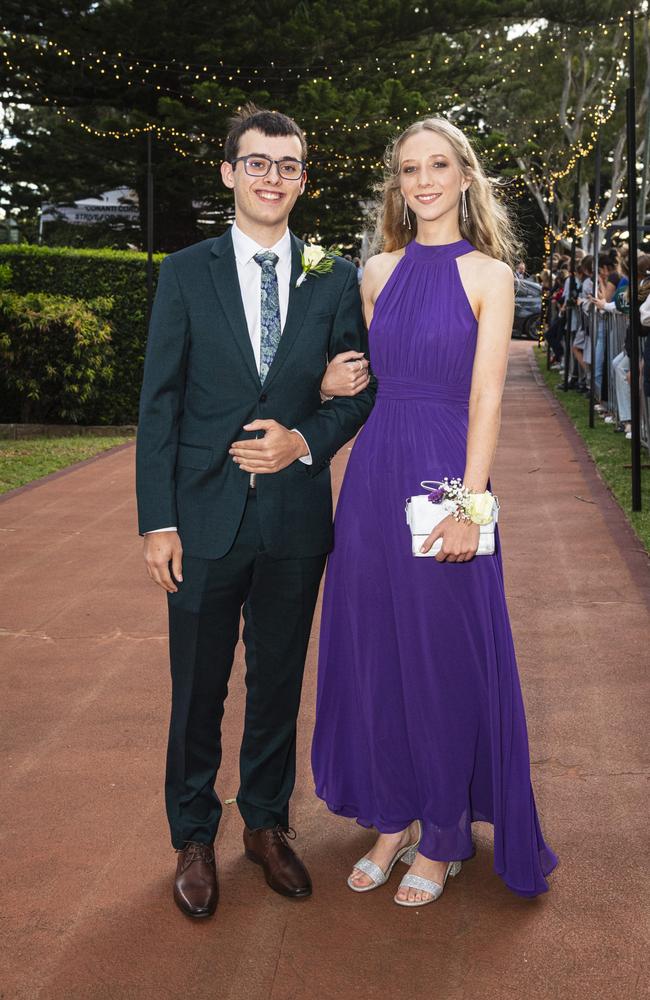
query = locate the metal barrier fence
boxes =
[594,309,649,452]
[544,305,649,454]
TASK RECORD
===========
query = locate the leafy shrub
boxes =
[0,244,164,423]
[0,263,12,290]
[0,291,114,423]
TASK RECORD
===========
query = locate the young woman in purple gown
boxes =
[312,118,558,905]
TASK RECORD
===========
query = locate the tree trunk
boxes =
[20,396,33,423]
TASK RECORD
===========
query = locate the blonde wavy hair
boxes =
[372,117,521,268]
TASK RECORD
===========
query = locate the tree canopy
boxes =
[1,0,645,261]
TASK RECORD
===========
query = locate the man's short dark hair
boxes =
[224,102,308,163]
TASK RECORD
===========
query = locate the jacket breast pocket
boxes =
[176,442,213,470]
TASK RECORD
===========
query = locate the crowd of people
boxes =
[342,252,364,284]
[541,244,650,442]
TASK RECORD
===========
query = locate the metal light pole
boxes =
[626,10,642,511]
[589,135,602,429]
[146,129,154,329]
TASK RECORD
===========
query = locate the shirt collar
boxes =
[231,222,292,266]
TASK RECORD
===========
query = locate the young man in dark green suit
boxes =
[136,105,375,918]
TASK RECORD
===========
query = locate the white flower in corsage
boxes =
[427,477,496,525]
[296,243,340,287]
[467,491,495,525]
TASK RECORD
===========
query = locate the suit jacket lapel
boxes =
[208,230,260,386]
[263,233,315,392]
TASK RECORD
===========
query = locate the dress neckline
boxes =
[405,238,474,261]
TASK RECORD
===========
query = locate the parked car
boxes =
[512,276,542,339]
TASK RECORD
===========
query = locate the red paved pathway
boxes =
[1,341,648,1000]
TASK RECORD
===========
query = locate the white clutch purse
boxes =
[405,481,500,557]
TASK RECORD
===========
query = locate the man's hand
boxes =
[419,514,480,563]
[144,530,183,593]
[320,351,370,398]
[229,420,307,474]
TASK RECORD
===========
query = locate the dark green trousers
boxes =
[165,490,326,849]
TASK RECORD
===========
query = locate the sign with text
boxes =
[41,188,139,226]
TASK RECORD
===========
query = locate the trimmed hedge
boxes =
[0,244,165,424]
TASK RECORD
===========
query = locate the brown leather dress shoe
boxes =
[173,842,218,918]
[243,826,312,898]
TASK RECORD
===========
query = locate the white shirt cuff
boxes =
[146,527,177,533]
[290,429,313,466]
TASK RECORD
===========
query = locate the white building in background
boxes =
[39,187,139,239]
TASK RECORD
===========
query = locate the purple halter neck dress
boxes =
[311,238,557,897]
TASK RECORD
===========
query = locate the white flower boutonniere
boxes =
[296,243,340,287]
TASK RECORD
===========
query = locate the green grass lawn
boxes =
[533,346,650,553]
[0,435,134,494]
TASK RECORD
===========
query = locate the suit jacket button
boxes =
[259,393,268,402]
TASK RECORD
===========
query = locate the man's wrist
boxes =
[290,428,310,460]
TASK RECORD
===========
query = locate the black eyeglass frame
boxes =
[230,154,307,179]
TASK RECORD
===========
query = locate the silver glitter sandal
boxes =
[394,859,462,907]
[347,822,422,893]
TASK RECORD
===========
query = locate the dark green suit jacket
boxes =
[136,228,376,559]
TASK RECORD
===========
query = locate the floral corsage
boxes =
[428,477,495,525]
[296,243,340,287]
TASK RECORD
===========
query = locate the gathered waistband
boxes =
[376,375,470,405]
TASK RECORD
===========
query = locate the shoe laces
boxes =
[178,841,215,869]
[270,825,297,847]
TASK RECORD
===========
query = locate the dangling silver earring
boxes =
[461,189,469,223]
[402,195,411,230]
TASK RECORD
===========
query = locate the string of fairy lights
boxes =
[0,44,532,187]
[543,194,627,259]
[0,17,631,88]
[0,11,645,233]
[0,37,527,157]
[0,47,624,199]
[0,19,630,135]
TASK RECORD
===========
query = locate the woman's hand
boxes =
[420,514,480,563]
[320,351,370,398]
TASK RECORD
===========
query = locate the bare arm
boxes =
[463,259,515,492]
[420,257,514,562]
[320,351,370,398]
[360,251,402,328]
[317,252,400,398]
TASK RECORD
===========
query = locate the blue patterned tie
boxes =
[254,250,281,384]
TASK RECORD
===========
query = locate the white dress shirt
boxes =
[231,221,292,369]
[147,223,312,534]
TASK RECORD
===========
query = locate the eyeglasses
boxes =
[231,154,306,180]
